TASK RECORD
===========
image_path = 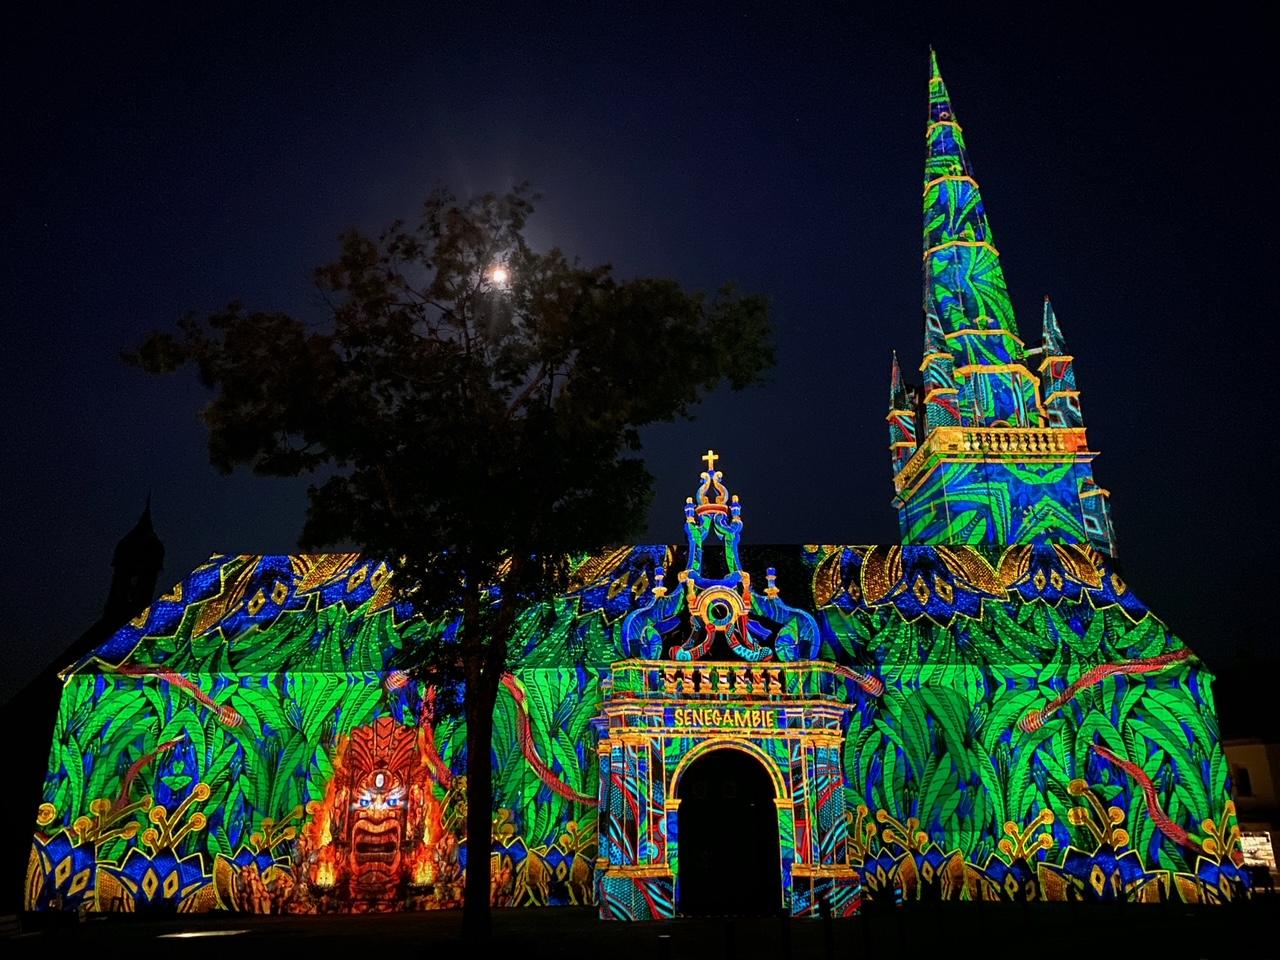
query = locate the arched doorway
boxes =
[676,747,781,916]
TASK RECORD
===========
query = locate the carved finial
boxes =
[765,567,779,599]
[692,450,732,513]
[653,566,667,598]
[695,467,730,512]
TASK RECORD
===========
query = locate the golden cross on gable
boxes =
[702,449,719,472]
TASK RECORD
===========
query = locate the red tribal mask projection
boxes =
[310,717,436,907]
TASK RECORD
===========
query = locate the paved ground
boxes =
[5,900,1275,959]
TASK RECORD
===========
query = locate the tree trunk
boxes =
[461,654,500,940]
[459,560,521,942]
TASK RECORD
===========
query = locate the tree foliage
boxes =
[129,183,773,934]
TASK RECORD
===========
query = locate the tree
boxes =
[129,183,773,937]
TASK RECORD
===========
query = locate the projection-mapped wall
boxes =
[27,536,1245,916]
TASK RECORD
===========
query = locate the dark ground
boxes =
[6,901,1276,960]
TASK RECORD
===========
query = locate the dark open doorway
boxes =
[676,747,781,916]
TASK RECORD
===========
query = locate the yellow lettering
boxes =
[670,706,783,727]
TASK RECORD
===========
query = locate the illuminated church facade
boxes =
[25,54,1244,919]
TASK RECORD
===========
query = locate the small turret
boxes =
[1041,294,1066,356]
[887,351,919,477]
[1038,297,1084,429]
[1079,476,1117,555]
[104,497,165,628]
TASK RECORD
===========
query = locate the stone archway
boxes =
[594,659,864,920]
[675,747,781,916]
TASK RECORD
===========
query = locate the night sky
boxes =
[1,4,1268,701]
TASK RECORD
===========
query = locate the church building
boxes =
[24,54,1244,918]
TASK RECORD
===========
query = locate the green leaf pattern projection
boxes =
[27,545,1244,913]
[900,461,1093,546]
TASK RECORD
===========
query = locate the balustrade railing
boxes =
[895,425,1089,491]
[606,659,879,702]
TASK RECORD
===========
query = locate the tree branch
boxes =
[505,363,549,418]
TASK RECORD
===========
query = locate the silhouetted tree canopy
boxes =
[129,183,774,935]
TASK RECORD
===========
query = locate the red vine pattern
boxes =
[1018,648,1193,733]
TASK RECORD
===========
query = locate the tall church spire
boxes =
[924,49,974,184]
[891,52,1116,556]
[922,50,1038,427]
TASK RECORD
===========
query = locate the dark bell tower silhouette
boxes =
[1,497,166,911]
[103,496,165,629]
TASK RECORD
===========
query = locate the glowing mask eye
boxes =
[360,799,370,807]
[389,798,398,807]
